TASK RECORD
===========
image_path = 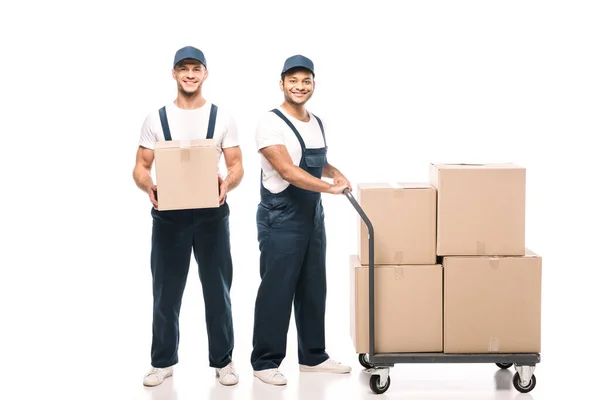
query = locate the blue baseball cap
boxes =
[281,54,314,75]
[173,46,207,68]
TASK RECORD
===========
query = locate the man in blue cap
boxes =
[133,46,244,387]
[250,54,352,385]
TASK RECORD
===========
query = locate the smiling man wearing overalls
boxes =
[133,46,244,387]
[251,55,353,385]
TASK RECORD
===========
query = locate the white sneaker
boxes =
[143,366,173,387]
[299,358,352,374]
[215,362,239,386]
[253,368,287,385]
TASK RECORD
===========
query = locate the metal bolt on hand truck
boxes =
[343,189,540,395]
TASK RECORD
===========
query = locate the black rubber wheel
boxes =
[496,362,513,369]
[513,372,536,393]
[369,374,391,394]
[358,353,374,369]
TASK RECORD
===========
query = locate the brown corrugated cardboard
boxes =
[430,163,526,256]
[443,249,542,353]
[154,139,219,211]
[357,183,437,265]
[349,255,442,353]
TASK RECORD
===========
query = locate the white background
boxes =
[1,0,598,399]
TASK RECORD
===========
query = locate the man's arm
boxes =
[219,146,244,204]
[261,145,343,194]
[322,163,342,179]
[133,146,154,191]
[133,145,158,207]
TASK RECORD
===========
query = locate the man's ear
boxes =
[172,69,176,80]
[279,79,284,91]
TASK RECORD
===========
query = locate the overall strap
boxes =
[158,106,172,141]
[206,104,218,139]
[312,113,327,147]
[270,109,306,151]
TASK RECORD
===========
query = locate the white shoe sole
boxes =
[253,372,287,386]
[299,365,351,373]
[218,379,239,386]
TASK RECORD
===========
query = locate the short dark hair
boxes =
[281,66,315,81]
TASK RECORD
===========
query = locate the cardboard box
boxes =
[349,255,443,353]
[357,183,437,265]
[429,163,526,256]
[154,139,219,211]
[443,250,542,353]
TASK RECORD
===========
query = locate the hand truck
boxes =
[343,189,540,394]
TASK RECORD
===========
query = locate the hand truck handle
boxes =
[343,189,374,234]
[343,188,376,358]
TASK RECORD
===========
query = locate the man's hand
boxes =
[333,174,352,192]
[328,182,349,195]
[147,184,158,209]
[218,175,228,206]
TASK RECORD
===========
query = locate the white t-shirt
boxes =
[138,101,239,163]
[255,106,327,193]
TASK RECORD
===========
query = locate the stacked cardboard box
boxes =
[349,183,443,353]
[350,163,542,355]
[431,163,541,354]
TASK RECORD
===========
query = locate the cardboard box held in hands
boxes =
[154,139,220,211]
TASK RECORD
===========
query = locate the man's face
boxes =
[172,60,207,96]
[280,70,314,106]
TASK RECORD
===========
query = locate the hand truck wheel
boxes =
[369,374,391,394]
[513,372,536,393]
[358,353,374,369]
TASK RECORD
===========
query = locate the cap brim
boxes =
[174,58,206,67]
[282,65,314,74]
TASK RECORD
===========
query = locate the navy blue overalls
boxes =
[150,104,234,369]
[251,109,330,371]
